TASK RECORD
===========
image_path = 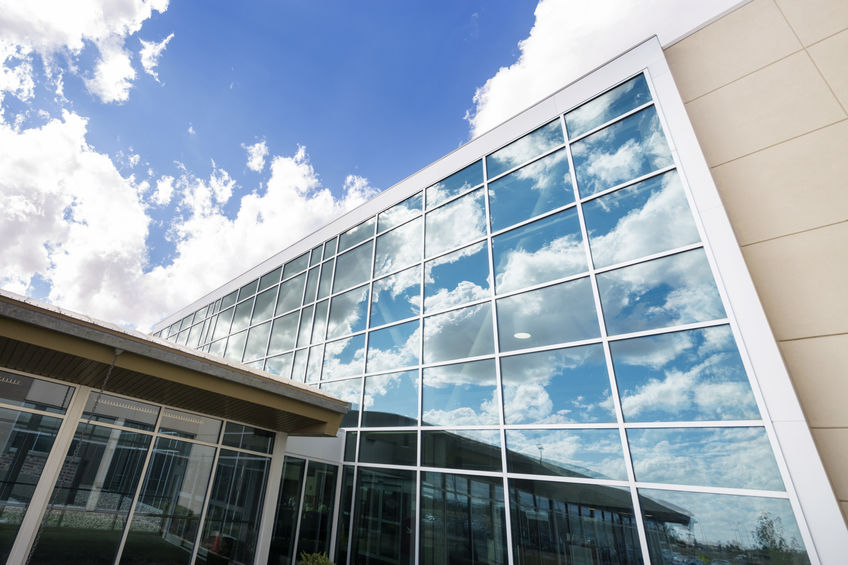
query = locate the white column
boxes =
[253,431,288,564]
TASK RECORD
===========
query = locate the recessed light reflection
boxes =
[514,332,531,339]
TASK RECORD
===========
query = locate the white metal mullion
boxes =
[113,407,165,564]
[481,154,515,565]
[328,460,344,562]
[562,111,653,564]
[254,432,288,565]
[188,445,222,565]
[344,464,358,565]
[414,196,425,565]
[290,458,310,562]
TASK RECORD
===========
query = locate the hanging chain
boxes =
[25,348,123,564]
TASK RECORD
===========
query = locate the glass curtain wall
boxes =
[158,71,813,565]
[1,382,278,565]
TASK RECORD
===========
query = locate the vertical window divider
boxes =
[113,407,166,564]
[188,442,223,565]
[560,110,653,562]
[344,464,358,565]
[415,196,426,565]
[328,459,345,561]
[482,154,516,565]
[291,458,311,562]
[255,431,289,565]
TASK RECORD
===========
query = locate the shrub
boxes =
[299,552,334,565]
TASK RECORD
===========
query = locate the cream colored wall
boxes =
[665,0,848,522]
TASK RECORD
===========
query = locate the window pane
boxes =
[276,273,306,315]
[374,217,422,277]
[424,241,490,313]
[639,489,810,565]
[224,330,247,362]
[31,424,152,564]
[572,106,674,197]
[350,468,416,565]
[327,285,369,340]
[379,192,422,233]
[310,245,323,266]
[497,278,599,352]
[83,392,159,431]
[487,119,564,179]
[489,147,574,233]
[221,422,274,454]
[238,279,258,300]
[258,266,282,292]
[268,312,299,356]
[334,466,354,565]
[359,431,417,466]
[243,321,271,361]
[371,266,421,327]
[322,334,366,381]
[426,160,483,208]
[292,348,308,382]
[611,325,759,422]
[283,252,309,279]
[317,258,334,300]
[265,353,293,379]
[197,450,270,565]
[566,73,652,138]
[303,266,320,304]
[221,291,237,310]
[421,430,501,472]
[362,370,419,427]
[121,438,217,565]
[422,359,497,426]
[306,345,324,383]
[159,408,221,443]
[597,249,725,336]
[506,429,627,480]
[493,207,586,294]
[268,457,305,565]
[332,241,373,293]
[212,307,234,341]
[628,427,784,490]
[0,371,73,413]
[311,299,329,344]
[0,409,62,562]
[500,343,615,424]
[423,303,494,364]
[425,188,487,258]
[510,479,642,565]
[320,378,361,428]
[323,237,337,259]
[295,462,338,558]
[339,218,375,252]
[420,472,507,565]
[296,305,315,348]
[583,170,700,268]
[366,320,420,374]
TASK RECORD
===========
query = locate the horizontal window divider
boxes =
[494,271,590,300]
[423,235,490,264]
[372,261,423,282]
[75,418,157,436]
[326,281,371,300]
[499,335,606,358]
[484,140,569,184]
[505,472,631,489]
[632,482,790,499]
[376,212,423,237]
[366,315,421,333]
[324,329,367,344]
[416,465,505,478]
[503,422,621,429]
[488,201,579,238]
[577,164,677,204]
[567,99,655,144]
[424,182,485,211]
[360,365,420,379]
[419,425,503,431]
[0,402,70,419]
[592,242,704,276]
[349,461,420,472]
[621,420,765,429]
[216,444,275,458]
[422,294,493,319]
[354,426,420,432]
[604,318,731,343]
[419,353,497,370]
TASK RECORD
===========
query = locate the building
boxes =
[0,1,845,564]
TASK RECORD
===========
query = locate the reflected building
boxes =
[0,3,845,564]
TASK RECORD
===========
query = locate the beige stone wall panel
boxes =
[684,51,845,166]
[809,428,848,501]
[808,28,848,110]
[779,334,848,428]
[775,0,848,46]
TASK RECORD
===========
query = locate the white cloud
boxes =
[466,0,742,136]
[152,175,174,206]
[187,123,195,135]
[139,32,173,81]
[243,140,269,173]
[84,38,136,103]
[0,43,35,107]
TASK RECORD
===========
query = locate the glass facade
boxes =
[149,66,819,565]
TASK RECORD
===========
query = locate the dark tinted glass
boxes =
[350,468,416,565]
[221,422,274,454]
[359,431,417,466]
[268,457,305,565]
[421,430,501,472]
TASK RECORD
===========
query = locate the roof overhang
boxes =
[0,291,348,436]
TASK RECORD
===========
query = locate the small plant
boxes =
[299,552,334,565]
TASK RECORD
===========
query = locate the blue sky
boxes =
[0,0,739,330]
